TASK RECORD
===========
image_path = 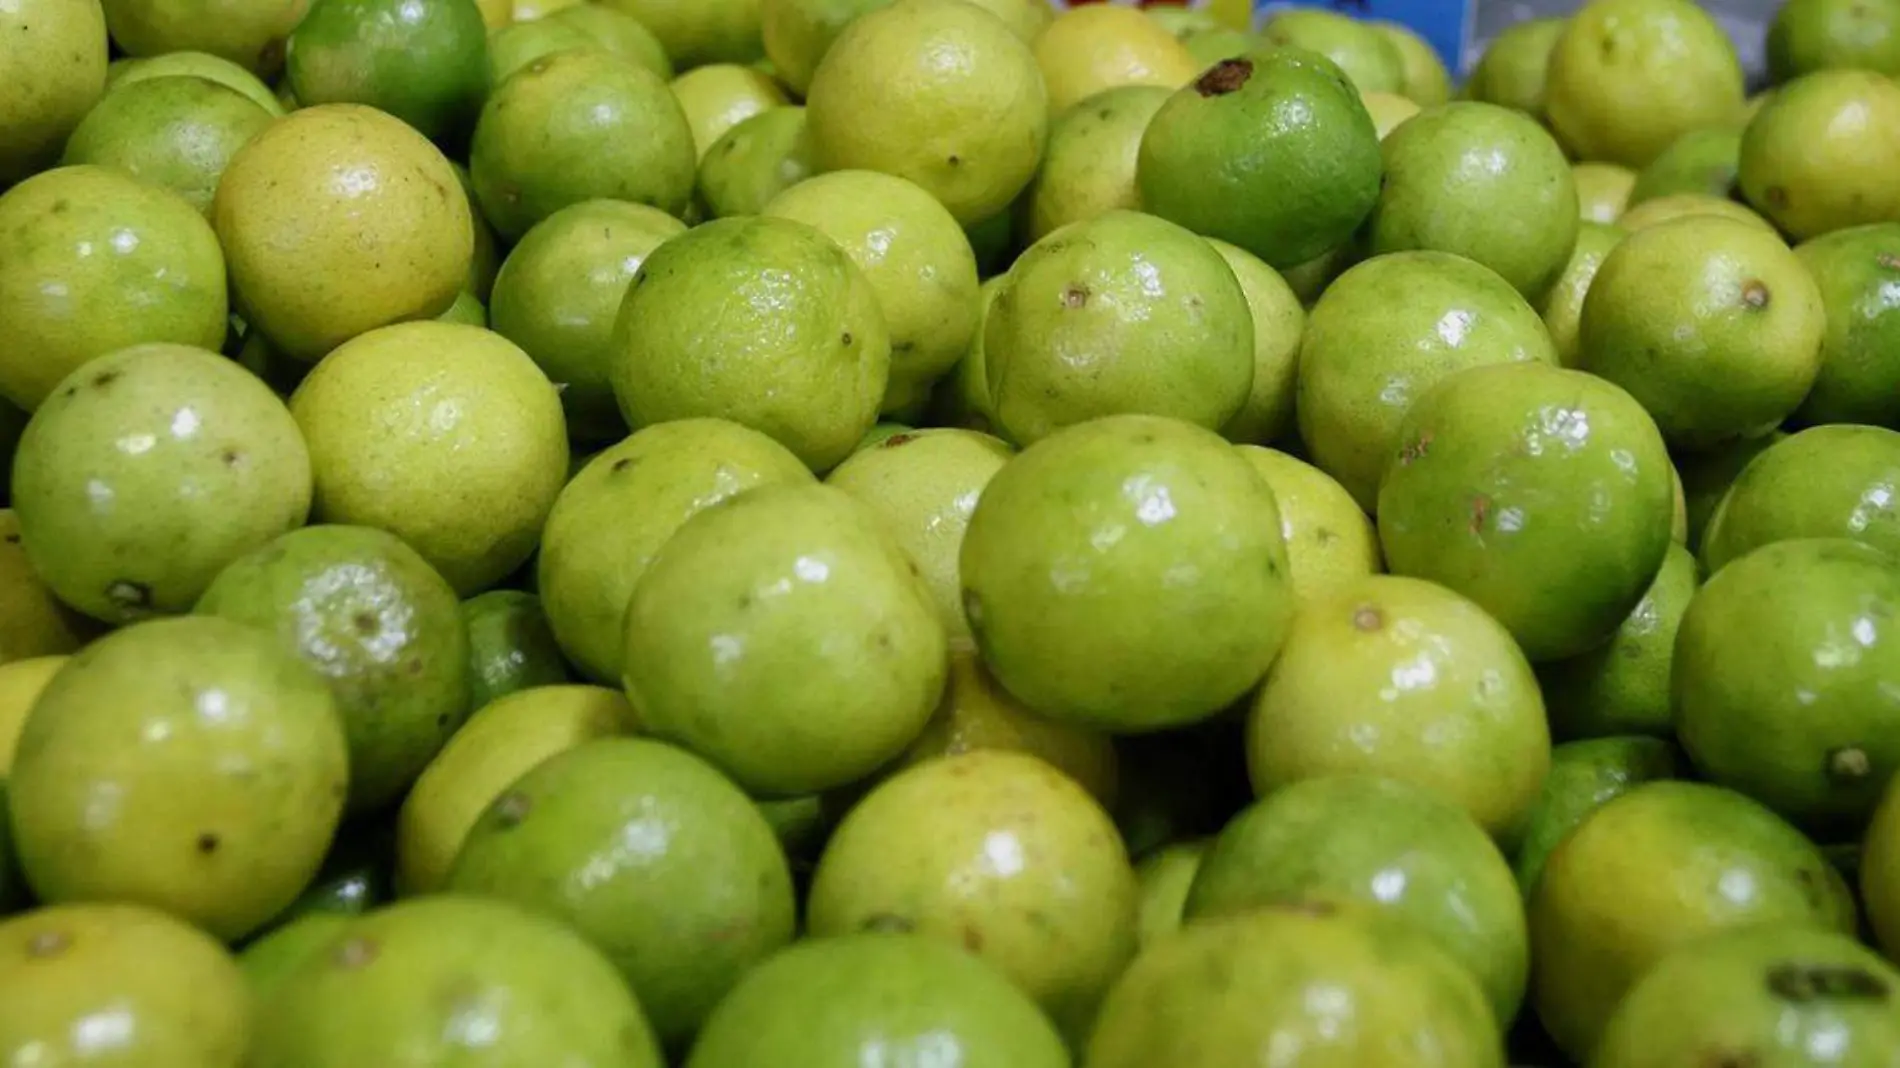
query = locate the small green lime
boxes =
[488,198,686,443]
[9,617,347,940]
[1700,425,1900,573]
[196,524,471,814]
[1794,223,1900,426]
[1767,0,1900,81]
[461,589,568,710]
[609,215,890,472]
[0,165,228,410]
[695,106,817,219]
[470,48,696,240]
[1138,48,1381,269]
[1539,221,1625,368]
[1537,543,1698,740]
[1023,85,1173,244]
[1512,736,1680,895]
[686,933,1069,1068]
[1188,774,1528,1026]
[1466,17,1562,115]
[1259,8,1405,95]
[1370,101,1580,297]
[62,75,274,216]
[286,0,488,142]
[1739,68,1900,241]
[448,738,795,1047]
[1628,126,1743,204]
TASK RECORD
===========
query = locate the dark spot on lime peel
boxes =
[1196,59,1253,97]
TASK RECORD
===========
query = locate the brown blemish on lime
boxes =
[1398,431,1433,465]
[494,791,532,828]
[1765,186,1790,208]
[1351,605,1383,631]
[352,611,379,634]
[196,832,221,855]
[880,432,917,448]
[1878,253,1900,271]
[106,580,152,612]
[1741,280,1770,309]
[1062,284,1089,309]
[91,369,121,389]
[1196,58,1253,96]
[1765,962,1890,1003]
[1470,494,1492,534]
[1827,746,1871,782]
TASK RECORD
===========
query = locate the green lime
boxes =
[9,617,347,940]
[1361,89,1422,138]
[549,2,671,75]
[0,516,90,670]
[1512,736,1680,895]
[1138,48,1381,268]
[1296,250,1558,511]
[1085,901,1503,1068]
[470,48,696,240]
[1739,68,1900,241]
[895,650,1120,808]
[1259,8,1405,95]
[214,104,472,362]
[1378,361,1676,662]
[1032,5,1199,115]
[622,484,946,795]
[286,0,488,142]
[825,428,1014,646]
[13,343,308,623]
[760,0,888,97]
[1628,126,1742,204]
[1024,85,1173,244]
[609,215,891,472]
[804,0,1048,226]
[1529,781,1856,1060]
[807,750,1138,1041]
[1537,543,1698,740]
[1579,215,1825,450]
[764,170,982,416]
[1543,0,1745,166]
[1867,774,1900,956]
[1211,239,1306,447]
[600,0,760,69]
[290,323,567,595]
[1377,20,1452,104]
[537,419,813,685]
[1616,191,1774,232]
[109,50,285,115]
[0,165,228,410]
[1678,431,1787,549]
[394,684,635,895]
[0,903,249,1066]
[448,738,795,1047]
[1539,220,1625,367]
[247,897,664,1066]
[962,414,1294,732]
[686,933,1069,1068]
[1235,446,1382,605]
[196,524,471,814]
[1188,774,1528,1026]
[0,0,109,186]
[1767,0,1900,81]
[460,590,568,710]
[63,75,275,216]
[1794,223,1900,426]
[982,210,1256,445]
[1594,925,1900,1067]
[1371,101,1580,298]
[1676,538,1900,830]
[98,0,307,75]
[488,198,686,443]
[1465,16,1563,116]
[1132,839,1206,948]
[1573,162,1635,224]
[1247,573,1550,841]
[1701,425,1900,573]
[695,106,817,219]
[671,63,789,160]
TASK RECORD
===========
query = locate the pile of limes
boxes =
[1,0,1900,1064]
